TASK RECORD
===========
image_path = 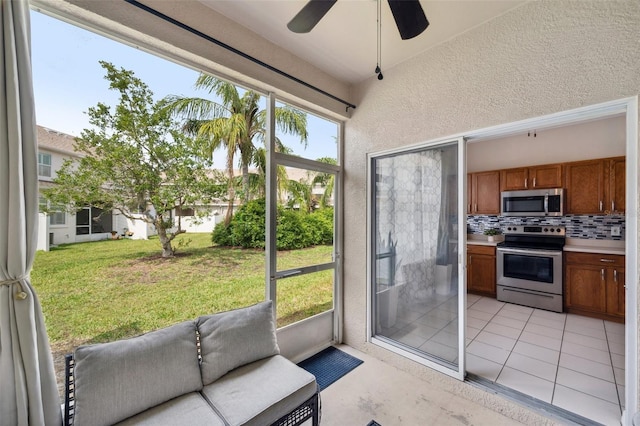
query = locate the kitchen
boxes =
[465,114,626,424]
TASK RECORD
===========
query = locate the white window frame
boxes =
[38,152,52,177]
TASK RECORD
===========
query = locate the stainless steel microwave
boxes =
[501,188,564,216]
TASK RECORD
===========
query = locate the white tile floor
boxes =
[466,294,625,426]
[382,293,625,425]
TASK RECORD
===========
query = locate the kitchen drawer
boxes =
[467,245,495,256]
[565,251,625,267]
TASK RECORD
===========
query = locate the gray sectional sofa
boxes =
[64,301,319,426]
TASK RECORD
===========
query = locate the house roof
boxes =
[37,126,79,157]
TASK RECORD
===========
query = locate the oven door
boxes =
[497,247,563,295]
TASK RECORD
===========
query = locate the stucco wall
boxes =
[344,0,640,421]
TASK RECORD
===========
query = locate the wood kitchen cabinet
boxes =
[500,164,563,191]
[469,171,500,215]
[564,157,625,214]
[467,244,496,297]
[565,251,625,322]
[609,157,625,214]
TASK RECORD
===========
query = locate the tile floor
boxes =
[384,293,625,425]
[466,295,625,426]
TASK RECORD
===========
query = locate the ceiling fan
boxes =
[287,0,429,40]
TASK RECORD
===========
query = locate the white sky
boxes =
[30,10,338,167]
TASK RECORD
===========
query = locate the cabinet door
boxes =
[565,160,605,214]
[467,173,472,214]
[468,253,496,296]
[565,264,606,313]
[529,164,563,189]
[609,157,625,214]
[472,171,500,215]
[500,168,528,191]
[606,268,625,318]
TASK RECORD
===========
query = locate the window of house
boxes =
[176,206,195,216]
[38,152,52,177]
[49,206,66,226]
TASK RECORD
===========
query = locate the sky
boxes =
[30,10,338,168]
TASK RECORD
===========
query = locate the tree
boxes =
[44,61,223,257]
[163,75,308,225]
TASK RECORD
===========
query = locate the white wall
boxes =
[467,115,626,172]
[344,0,640,420]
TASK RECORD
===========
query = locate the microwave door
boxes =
[502,196,546,216]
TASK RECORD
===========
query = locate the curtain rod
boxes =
[124,0,357,112]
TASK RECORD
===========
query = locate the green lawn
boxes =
[32,233,333,359]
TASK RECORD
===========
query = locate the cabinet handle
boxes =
[524,178,528,189]
[599,200,603,212]
[601,269,605,281]
[600,258,615,263]
[614,269,618,282]
[469,255,472,264]
[533,177,536,187]
[612,200,615,211]
[474,204,477,212]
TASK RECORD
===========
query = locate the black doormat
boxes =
[298,346,363,391]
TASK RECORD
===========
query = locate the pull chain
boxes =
[375,0,383,80]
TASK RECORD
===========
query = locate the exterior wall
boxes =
[344,0,640,420]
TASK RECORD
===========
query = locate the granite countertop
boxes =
[466,235,625,255]
[563,238,625,256]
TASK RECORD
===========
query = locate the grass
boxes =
[32,233,333,359]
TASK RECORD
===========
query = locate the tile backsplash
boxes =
[467,215,625,240]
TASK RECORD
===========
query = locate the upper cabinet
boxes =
[609,157,625,214]
[565,157,625,214]
[469,171,500,215]
[500,164,563,191]
[467,156,624,216]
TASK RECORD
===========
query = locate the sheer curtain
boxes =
[1,1,62,424]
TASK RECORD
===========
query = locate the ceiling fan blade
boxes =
[287,0,337,33]
[387,0,429,40]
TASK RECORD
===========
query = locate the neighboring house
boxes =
[36,126,156,250]
[37,127,331,245]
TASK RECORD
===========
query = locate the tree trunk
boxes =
[156,222,174,258]
[242,162,250,203]
[224,153,235,226]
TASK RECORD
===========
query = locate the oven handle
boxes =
[497,247,563,257]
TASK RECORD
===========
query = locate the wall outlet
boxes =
[611,226,621,237]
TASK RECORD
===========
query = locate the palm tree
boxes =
[312,157,338,208]
[163,74,308,225]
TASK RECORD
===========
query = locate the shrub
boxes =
[211,199,334,250]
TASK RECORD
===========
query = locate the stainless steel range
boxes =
[496,225,566,312]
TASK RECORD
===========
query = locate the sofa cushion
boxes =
[201,355,317,426]
[197,301,280,384]
[73,321,203,426]
[115,393,225,426]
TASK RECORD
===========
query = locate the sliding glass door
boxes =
[369,138,466,379]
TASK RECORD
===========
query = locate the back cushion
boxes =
[73,321,202,426]
[197,301,280,385]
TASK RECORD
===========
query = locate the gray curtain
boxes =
[1,1,62,424]
[436,144,457,266]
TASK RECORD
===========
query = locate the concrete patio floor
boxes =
[319,345,562,426]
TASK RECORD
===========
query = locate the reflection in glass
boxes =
[373,143,459,367]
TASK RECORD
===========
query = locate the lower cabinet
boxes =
[467,244,496,297]
[565,252,625,322]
